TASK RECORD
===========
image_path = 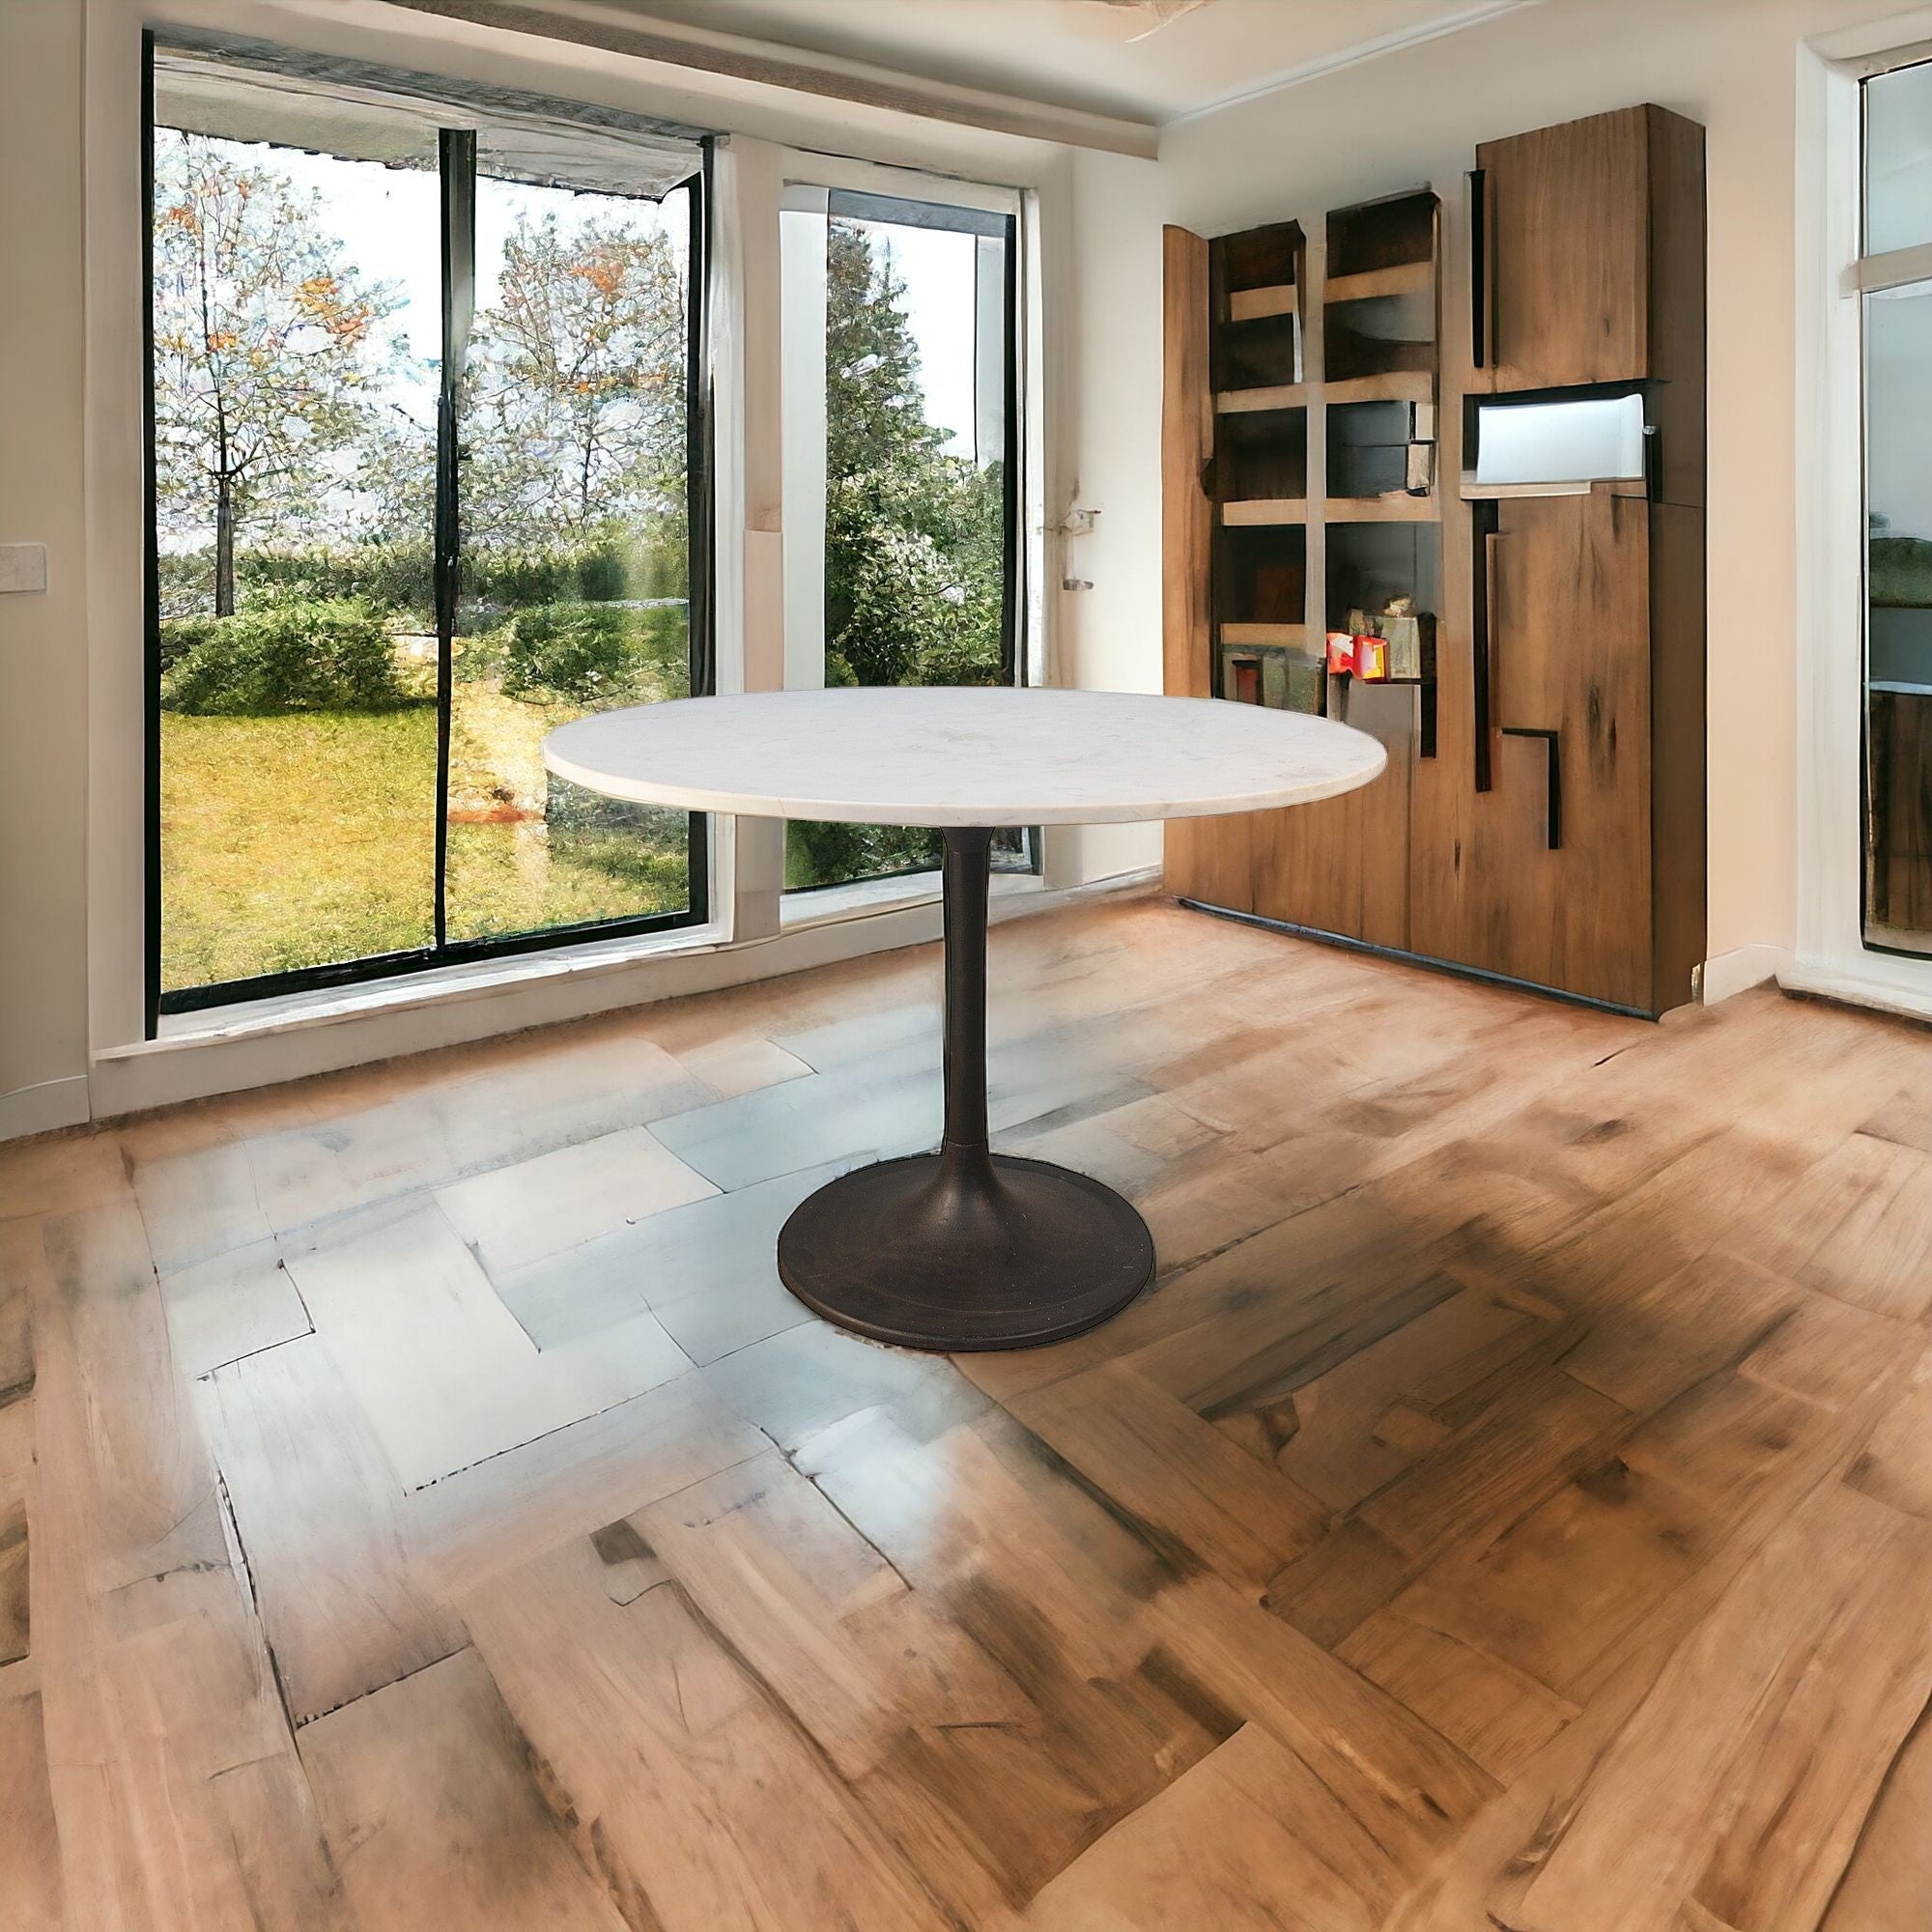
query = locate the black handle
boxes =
[1468,168,1489,370]
[1471,501,1498,791]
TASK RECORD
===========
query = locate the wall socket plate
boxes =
[0,544,47,594]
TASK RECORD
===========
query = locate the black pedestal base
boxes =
[777,1150,1155,1352]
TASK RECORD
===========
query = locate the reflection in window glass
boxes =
[1863,280,1932,949]
[785,205,1018,893]
[152,126,440,991]
[444,173,694,943]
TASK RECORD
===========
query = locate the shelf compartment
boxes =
[1327,395,1428,503]
[1216,637,1324,715]
[1325,188,1438,282]
[1229,282,1297,322]
[1212,221,1304,393]
[1325,522,1441,638]
[1215,405,1307,502]
[1221,498,1307,526]
[1324,261,1433,304]
[1217,384,1309,413]
[1216,523,1306,631]
[1217,221,1303,293]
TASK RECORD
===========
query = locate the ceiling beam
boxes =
[391,0,1163,156]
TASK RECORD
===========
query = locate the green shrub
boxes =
[159,598,410,714]
[156,612,220,675]
[239,540,436,613]
[497,602,688,704]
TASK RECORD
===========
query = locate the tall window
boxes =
[779,186,1024,895]
[1862,61,1932,953]
[147,41,708,1018]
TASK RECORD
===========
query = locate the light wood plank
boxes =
[1228,281,1296,321]
[1324,260,1432,304]
[200,1335,467,1724]
[0,1681,63,1930]
[301,1646,631,1931]
[460,1533,955,1932]
[433,1124,717,1280]
[285,1200,692,1490]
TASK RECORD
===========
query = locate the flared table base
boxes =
[777,1148,1154,1352]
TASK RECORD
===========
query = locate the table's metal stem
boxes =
[774,822,1152,1352]
[940,827,994,1164]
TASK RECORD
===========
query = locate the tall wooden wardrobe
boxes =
[1163,105,1706,1017]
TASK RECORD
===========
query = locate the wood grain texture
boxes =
[0,897,1927,1927]
[300,1646,631,1931]
[1489,483,1653,1007]
[1478,103,1651,389]
[1163,222,1255,911]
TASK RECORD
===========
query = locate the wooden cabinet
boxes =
[1484,487,1654,1009]
[1163,104,1705,1017]
[1476,109,1651,390]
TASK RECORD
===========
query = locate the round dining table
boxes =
[545,686,1386,1353]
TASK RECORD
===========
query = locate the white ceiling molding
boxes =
[391,0,1163,156]
[1163,0,1539,128]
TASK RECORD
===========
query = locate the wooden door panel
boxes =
[1488,487,1652,1008]
[1478,108,1649,390]
[1253,682,1414,950]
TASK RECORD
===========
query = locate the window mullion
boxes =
[434,128,476,955]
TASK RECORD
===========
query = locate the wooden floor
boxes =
[5,895,1932,1930]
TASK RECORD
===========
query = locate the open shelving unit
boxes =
[1198,221,1312,705]
[1190,190,1441,723]
[1167,102,1708,1017]
[1166,187,1442,946]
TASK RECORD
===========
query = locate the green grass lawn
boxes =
[161,692,689,992]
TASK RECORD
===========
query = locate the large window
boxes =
[779,185,1026,896]
[1862,61,1932,952]
[146,39,708,1018]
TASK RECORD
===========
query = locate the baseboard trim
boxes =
[1699,943,1791,1006]
[1175,900,1656,1021]
[0,1075,93,1146]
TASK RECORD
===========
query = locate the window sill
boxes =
[780,867,1044,932]
[108,915,733,1056]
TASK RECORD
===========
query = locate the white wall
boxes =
[1042,146,1173,886]
[0,0,92,1139]
[1144,0,1922,988]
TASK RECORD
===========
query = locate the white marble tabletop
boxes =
[544,687,1386,828]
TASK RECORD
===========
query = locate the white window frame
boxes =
[761,150,1047,934]
[1792,14,1932,1019]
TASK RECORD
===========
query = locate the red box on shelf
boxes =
[1352,634,1389,681]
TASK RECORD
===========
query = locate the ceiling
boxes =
[586,0,1532,128]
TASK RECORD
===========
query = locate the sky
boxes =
[165,131,981,461]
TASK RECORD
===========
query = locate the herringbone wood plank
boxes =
[3,895,1931,1929]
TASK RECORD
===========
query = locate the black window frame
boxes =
[142,33,715,1030]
